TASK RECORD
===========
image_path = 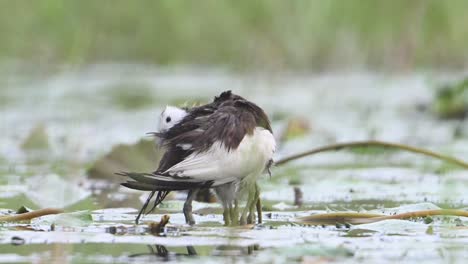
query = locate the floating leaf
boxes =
[345,228,377,237]
[295,209,468,226]
[349,219,428,235]
[87,139,164,180]
[295,212,383,225]
[25,174,90,209]
[31,210,92,227]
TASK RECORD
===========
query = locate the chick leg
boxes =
[247,183,261,224]
[183,189,199,225]
[230,199,239,226]
[256,194,263,224]
[240,185,256,225]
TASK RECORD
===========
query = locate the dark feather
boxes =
[118,91,272,222]
[119,172,215,191]
[121,181,159,191]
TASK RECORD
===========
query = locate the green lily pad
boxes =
[87,139,164,180]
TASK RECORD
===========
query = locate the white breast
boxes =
[164,127,276,185]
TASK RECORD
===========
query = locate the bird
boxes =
[118,91,275,225]
[156,104,268,225]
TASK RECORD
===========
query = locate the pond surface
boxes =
[0,65,467,263]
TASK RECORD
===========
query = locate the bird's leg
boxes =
[229,199,239,226]
[247,183,261,224]
[223,202,231,226]
[183,189,199,225]
[223,206,231,226]
[186,246,197,256]
[256,193,263,224]
[222,198,231,226]
[136,191,156,224]
[240,185,256,225]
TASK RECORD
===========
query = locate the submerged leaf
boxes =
[20,124,49,150]
[432,77,468,119]
[295,212,383,225]
[87,139,164,180]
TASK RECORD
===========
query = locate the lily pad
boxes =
[349,219,428,235]
[31,211,92,227]
[25,174,90,209]
[87,139,164,180]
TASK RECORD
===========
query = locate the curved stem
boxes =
[275,140,468,169]
[0,208,64,222]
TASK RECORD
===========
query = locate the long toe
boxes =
[247,212,255,224]
[185,212,196,226]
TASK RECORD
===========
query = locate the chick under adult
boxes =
[158,104,267,225]
[119,91,275,225]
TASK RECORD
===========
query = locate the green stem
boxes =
[275,140,468,169]
[0,208,64,222]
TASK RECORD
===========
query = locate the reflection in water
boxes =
[213,245,260,256]
[129,245,197,261]
[129,244,259,260]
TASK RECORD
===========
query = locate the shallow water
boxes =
[0,65,467,263]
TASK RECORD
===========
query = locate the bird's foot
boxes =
[223,208,231,226]
[247,212,255,224]
[183,204,196,225]
[229,205,239,226]
[239,214,247,225]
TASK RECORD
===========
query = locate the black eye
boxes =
[166,117,171,123]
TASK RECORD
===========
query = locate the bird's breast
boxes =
[223,127,276,179]
[164,127,275,184]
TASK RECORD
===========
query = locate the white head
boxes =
[158,106,188,132]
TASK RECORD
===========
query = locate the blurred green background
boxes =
[1,0,468,70]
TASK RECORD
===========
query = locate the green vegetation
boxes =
[87,138,163,180]
[21,124,49,150]
[1,0,468,69]
[433,77,468,119]
[110,84,156,110]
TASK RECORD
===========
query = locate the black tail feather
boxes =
[118,171,215,191]
[146,190,171,214]
[118,171,214,223]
